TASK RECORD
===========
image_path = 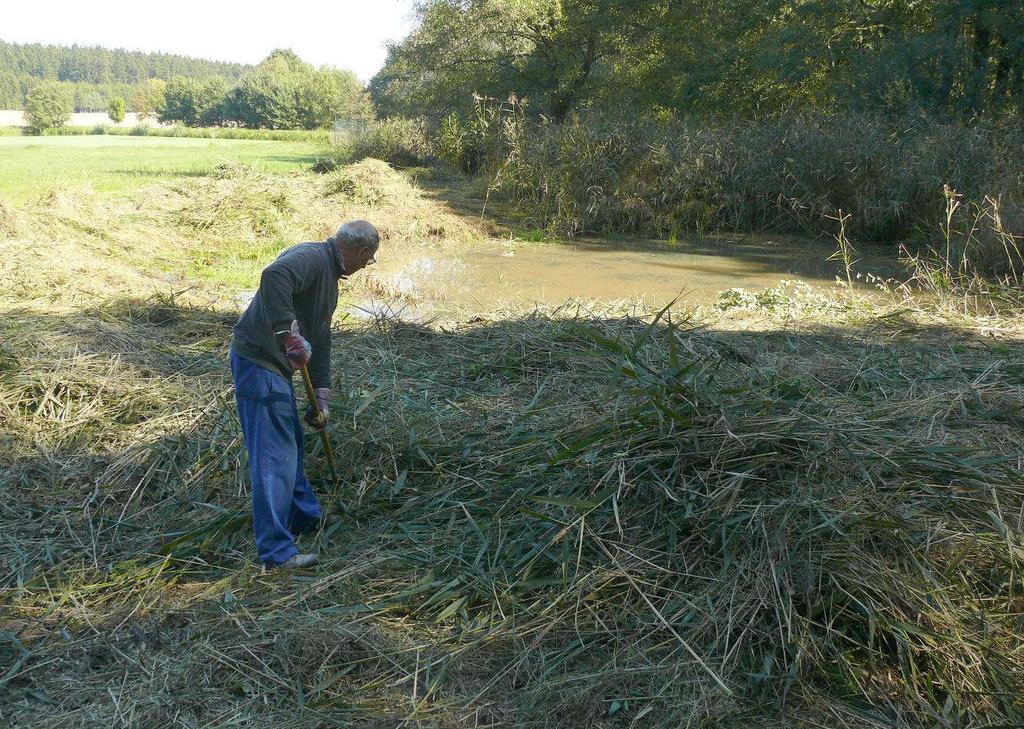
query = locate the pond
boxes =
[348,233,902,318]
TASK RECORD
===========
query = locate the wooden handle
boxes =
[300,364,339,480]
[299,366,320,418]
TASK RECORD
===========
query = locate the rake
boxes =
[299,364,339,480]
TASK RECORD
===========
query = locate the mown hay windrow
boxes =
[170,160,478,252]
[0,161,484,309]
[176,172,302,240]
[319,158,478,246]
[322,158,412,205]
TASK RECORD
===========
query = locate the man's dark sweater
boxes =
[230,241,345,389]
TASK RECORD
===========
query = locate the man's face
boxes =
[347,246,377,274]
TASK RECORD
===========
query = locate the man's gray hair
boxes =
[331,220,379,251]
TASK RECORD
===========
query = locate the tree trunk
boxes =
[549,34,598,122]
[965,15,992,114]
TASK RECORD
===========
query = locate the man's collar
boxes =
[327,240,346,278]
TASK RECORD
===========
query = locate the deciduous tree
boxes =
[108,96,126,124]
[24,81,72,133]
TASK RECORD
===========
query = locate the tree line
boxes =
[18,49,373,132]
[0,40,248,111]
[157,50,372,129]
[370,0,1024,121]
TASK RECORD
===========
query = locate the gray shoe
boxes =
[279,552,318,568]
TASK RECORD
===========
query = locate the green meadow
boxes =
[0,134,321,203]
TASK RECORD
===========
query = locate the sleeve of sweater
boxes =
[259,247,318,334]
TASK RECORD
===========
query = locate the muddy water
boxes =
[350,234,900,319]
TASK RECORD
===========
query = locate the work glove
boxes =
[304,387,330,430]
[276,322,311,370]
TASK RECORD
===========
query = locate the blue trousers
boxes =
[230,350,322,565]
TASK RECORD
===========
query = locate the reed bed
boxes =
[482,111,1024,245]
[346,109,1024,279]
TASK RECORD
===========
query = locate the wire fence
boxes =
[331,117,369,145]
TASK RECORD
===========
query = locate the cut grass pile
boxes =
[0,158,478,300]
[3,296,1023,727]
[1,159,1023,727]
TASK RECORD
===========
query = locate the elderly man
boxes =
[230,221,379,568]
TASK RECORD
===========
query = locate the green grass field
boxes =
[0,134,323,203]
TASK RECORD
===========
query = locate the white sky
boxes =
[0,0,418,82]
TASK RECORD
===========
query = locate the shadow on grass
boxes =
[110,168,213,179]
[262,153,324,165]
